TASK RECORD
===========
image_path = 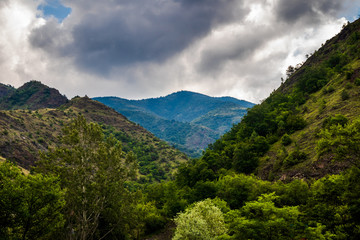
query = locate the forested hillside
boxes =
[94,91,254,157]
[0,93,188,182]
[191,18,360,181]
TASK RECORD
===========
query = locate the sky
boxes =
[0,0,360,103]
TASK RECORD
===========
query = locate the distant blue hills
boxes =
[94,91,255,157]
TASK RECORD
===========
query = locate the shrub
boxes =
[355,78,360,86]
[341,90,350,101]
[346,83,353,89]
[322,114,348,129]
[173,199,227,240]
[284,149,307,167]
[281,134,292,146]
[323,86,335,94]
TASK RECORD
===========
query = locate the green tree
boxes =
[0,161,65,240]
[281,133,292,146]
[37,115,137,239]
[225,193,328,240]
[317,118,360,167]
[225,193,300,240]
[173,199,227,240]
[303,174,349,239]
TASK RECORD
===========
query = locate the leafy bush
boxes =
[281,134,292,146]
[323,85,335,94]
[284,149,307,167]
[341,90,350,100]
[0,162,65,239]
[355,78,360,86]
[317,118,360,167]
[322,114,348,129]
[173,199,227,240]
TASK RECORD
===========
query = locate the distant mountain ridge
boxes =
[94,91,255,157]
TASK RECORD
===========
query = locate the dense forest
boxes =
[2,116,360,239]
[2,14,360,240]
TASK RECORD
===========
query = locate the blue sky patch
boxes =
[38,0,71,22]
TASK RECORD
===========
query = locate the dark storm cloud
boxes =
[276,0,344,23]
[198,0,346,74]
[30,0,245,75]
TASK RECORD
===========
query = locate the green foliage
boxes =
[173,199,227,240]
[323,85,335,94]
[283,148,307,167]
[297,66,329,93]
[341,89,350,100]
[322,114,349,129]
[327,52,348,71]
[317,117,360,167]
[225,193,302,240]
[355,78,360,86]
[0,161,65,239]
[37,115,138,239]
[281,133,292,146]
[101,123,185,182]
[216,174,272,209]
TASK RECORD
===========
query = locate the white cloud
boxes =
[0,0,356,103]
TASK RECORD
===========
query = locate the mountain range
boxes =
[94,91,254,157]
[0,81,188,182]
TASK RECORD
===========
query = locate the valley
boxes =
[2,16,360,240]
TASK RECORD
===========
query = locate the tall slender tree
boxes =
[38,115,137,239]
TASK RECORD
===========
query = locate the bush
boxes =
[341,90,350,100]
[284,149,307,167]
[281,134,292,146]
[323,86,335,94]
[346,83,353,89]
[173,199,227,240]
[355,78,360,86]
[322,114,348,129]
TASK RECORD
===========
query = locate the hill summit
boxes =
[0,80,68,110]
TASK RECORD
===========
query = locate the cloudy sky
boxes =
[1,0,360,103]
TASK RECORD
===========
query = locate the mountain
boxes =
[0,80,68,110]
[194,18,360,181]
[94,91,254,157]
[0,83,15,99]
[0,94,188,182]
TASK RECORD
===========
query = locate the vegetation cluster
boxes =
[2,15,360,240]
[2,112,360,239]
